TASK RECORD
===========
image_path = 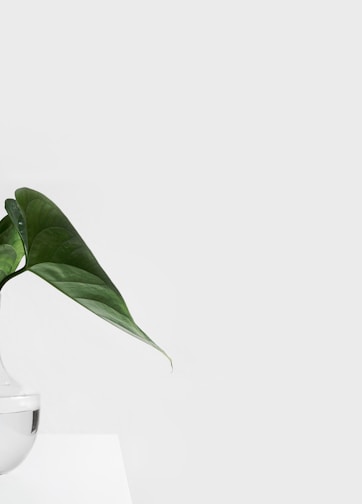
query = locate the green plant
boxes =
[0,187,171,365]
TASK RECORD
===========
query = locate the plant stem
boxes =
[0,267,27,291]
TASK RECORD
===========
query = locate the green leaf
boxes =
[0,214,25,284]
[5,187,171,365]
[4,200,28,255]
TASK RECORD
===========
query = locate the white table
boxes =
[0,434,133,503]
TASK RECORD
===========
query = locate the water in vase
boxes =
[0,409,40,474]
[0,352,40,474]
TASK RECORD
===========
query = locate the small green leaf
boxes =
[6,187,170,365]
[0,245,18,284]
[0,214,25,285]
[4,200,28,255]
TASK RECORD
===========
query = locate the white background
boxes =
[0,1,361,503]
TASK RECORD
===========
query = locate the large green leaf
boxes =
[4,188,170,364]
[0,214,25,284]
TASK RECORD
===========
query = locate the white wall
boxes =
[1,2,361,503]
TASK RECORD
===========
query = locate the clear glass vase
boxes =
[0,336,40,474]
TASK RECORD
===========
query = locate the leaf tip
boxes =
[157,346,173,372]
